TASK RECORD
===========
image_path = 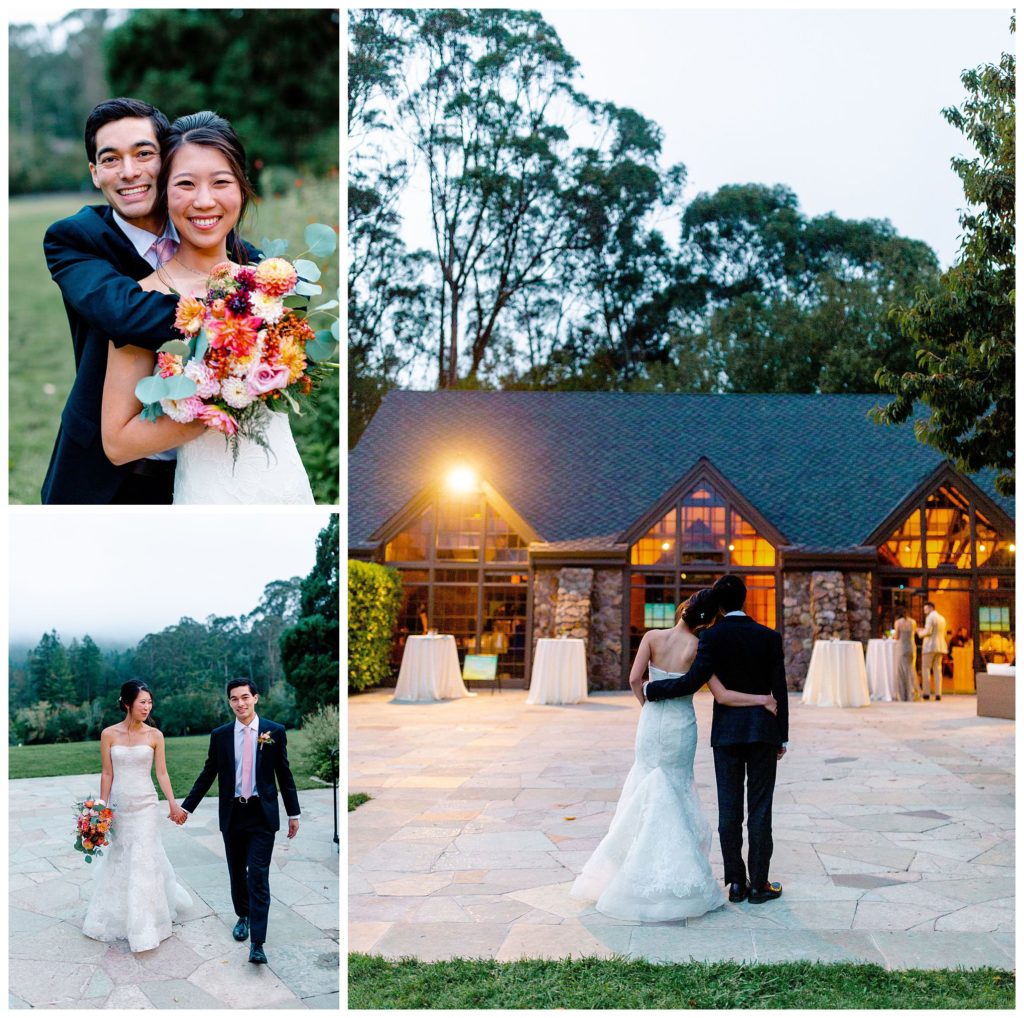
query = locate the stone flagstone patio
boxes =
[349,689,1014,970]
[10,777,340,1009]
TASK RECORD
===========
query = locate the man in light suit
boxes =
[918,602,948,700]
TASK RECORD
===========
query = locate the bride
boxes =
[100,111,315,504]
[82,681,191,952]
[570,588,777,921]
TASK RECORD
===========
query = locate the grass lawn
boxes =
[348,955,1015,1010]
[9,730,328,799]
[9,182,339,505]
[348,792,372,812]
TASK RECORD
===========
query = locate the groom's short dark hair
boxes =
[85,97,171,163]
[713,574,747,612]
[227,678,259,697]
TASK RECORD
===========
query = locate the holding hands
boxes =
[167,804,187,825]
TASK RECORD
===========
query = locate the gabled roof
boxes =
[348,391,1014,551]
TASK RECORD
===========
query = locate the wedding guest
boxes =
[892,607,917,702]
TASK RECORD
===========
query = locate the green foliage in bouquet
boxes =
[347,560,402,694]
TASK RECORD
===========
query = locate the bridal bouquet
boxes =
[135,223,339,457]
[74,797,115,863]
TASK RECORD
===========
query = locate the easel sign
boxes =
[463,653,500,692]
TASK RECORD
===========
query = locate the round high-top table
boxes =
[866,638,901,702]
[527,638,588,705]
[392,635,470,702]
[801,639,870,708]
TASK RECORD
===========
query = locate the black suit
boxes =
[181,717,301,943]
[41,204,259,504]
[646,614,788,889]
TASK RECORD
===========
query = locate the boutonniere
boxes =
[257,732,274,750]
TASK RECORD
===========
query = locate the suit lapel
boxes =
[96,205,157,279]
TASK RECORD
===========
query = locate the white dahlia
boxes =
[221,375,256,409]
[184,360,220,399]
[250,290,287,324]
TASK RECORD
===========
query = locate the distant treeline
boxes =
[10,517,340,745]
[10,8,339,195]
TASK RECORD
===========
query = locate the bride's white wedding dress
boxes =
[81,745,191,952]
[173,407,314,504]
[570,664,726,921]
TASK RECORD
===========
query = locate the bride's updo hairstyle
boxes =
[676,588,720,631]
[118,680,153,719]
[157,110,256,262]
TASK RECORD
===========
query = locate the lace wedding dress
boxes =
[81,745,192,952]
[570,665,726,921]
[173,407,314,504]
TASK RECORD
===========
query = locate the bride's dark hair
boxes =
[118,680,153,718]
[157,110,256,262]
[676,588,720,630]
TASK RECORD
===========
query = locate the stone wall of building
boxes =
[783,572,813,687]
[783,569,875,688]
[532,569,559,642]
[589,569,624,690]
[845,571,873,646]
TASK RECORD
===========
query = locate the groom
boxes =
[644,574,789,904]
[179,679,301,964]
[42,96,259,504]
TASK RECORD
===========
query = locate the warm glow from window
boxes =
[446,465,478,494]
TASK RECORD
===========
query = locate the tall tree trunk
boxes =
[447,285,460,388]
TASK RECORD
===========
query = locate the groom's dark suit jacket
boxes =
[181,717,301,833]
[646,614,789,746]
[41,204,259,504]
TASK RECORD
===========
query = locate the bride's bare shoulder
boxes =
[137,270,171,294]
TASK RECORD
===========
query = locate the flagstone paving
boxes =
[9,777,340,1009]
[349,690,1014,970]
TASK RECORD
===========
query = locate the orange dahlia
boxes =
[174,296,206,336]
[208,314,260,358]
[254,258,298,297]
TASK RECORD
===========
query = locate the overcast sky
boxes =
[537,7,1011,269]
[9,511,335,646]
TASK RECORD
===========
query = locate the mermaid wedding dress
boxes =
[570,664,726,920]
[81,745,192,952]
[173,407,314,504]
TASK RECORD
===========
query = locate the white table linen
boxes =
[392,635,469,702]
[866,638,900,702]
[801,640,870,708]
[527,638,588,705]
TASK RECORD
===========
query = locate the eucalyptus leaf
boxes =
[330,320,340,340]
[311,299,339,312]
[135,374,172,404]
[294,258,321,282]
[193,328,209,363]
[294,280,322,297]
[157,339,191,357]
[141,402,166,422]
[163,375,198,399]
[280,388,302,415]
[259,237,289,258]
[304,223,337,257]
[283,295,308,309]
[308,331,338,362]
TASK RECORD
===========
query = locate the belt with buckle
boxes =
[235,795,259,804]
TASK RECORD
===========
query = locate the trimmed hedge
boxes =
[348,560,402,693]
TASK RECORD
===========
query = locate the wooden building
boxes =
[349,391,1015,689]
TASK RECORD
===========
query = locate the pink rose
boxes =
[247,361,291,396]
[197,405,238,435]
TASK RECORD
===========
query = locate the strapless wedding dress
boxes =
[173,407,314,504]
[81,745,191,952]
[570,665,726,920]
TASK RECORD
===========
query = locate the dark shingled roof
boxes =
[349,391,1014,550]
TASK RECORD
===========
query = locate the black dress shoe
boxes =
[748,881,783,904]
[922,694,930,700]
[728,882,749,903]
[249,942,268,964]
[232,917,250,942]
[935,696,941,701]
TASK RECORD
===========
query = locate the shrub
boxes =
[301,703,339,781]
[348,560,402,693]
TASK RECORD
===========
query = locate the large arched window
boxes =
[875,475,1015,672]
[626,473,781,669]
[381,491,531,681]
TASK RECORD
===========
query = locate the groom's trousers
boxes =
[224,799,276,943]
[713,742,778,888]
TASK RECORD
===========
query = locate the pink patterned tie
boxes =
[147,236,177,267]
[241,726,254,800]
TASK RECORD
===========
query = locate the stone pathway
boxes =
[349,689,1014,970]
[10,776,340,1008]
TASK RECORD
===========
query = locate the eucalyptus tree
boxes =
[874,20,1015,495]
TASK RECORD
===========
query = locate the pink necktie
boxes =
[148,236,177,267]
[241,726,254,799]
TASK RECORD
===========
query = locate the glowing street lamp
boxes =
[445,464,478,495]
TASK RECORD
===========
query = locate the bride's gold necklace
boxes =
[172,254,213,277]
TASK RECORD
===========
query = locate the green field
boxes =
[9,729,329,800]
[348,955,1014,1010]
[9,182,339,505]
